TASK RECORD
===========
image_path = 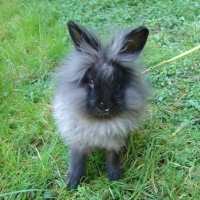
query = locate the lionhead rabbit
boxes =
[53,20,149,189]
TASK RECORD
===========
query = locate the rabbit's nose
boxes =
[97,102,114,112]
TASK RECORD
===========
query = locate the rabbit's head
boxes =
[65,21,149,119]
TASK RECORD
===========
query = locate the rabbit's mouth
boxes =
[92,110,120,120]
[96,114,113,120]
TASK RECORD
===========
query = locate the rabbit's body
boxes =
[53,21,149,189]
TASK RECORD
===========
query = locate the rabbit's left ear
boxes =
[121,26,149,55]
[67,20,100,52]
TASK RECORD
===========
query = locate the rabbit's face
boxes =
[66,21,149,119]
[81,60,131,119]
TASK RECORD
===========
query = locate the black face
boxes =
[80,61,132,119]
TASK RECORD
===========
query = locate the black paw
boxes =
[66,147,89,189]
[108,167,123,181]
[66,172,84,189]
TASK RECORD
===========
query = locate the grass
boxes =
[0,0,199,199]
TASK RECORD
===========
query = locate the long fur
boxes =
[53,25,149,152]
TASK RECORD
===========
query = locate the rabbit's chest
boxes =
[66,117,131,151]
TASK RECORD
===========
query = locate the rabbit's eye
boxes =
[90,80,94,88]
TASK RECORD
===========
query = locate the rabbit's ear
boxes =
[121,26,149,55]
[67,20,99,51]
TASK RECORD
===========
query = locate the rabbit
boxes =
[53,20,149,189]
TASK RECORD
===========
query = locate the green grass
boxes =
[0,0,199,199]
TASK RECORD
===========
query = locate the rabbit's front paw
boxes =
[66,172,84,189]
[66,147,89,189]
[106,150,123,181]
[107,167,123,180]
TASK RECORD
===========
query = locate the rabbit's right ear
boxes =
[67,20,99,52]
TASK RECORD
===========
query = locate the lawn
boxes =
[0,0,199,199]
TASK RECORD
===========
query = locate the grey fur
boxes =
[53,24,149,152]
[53,21,149,188]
